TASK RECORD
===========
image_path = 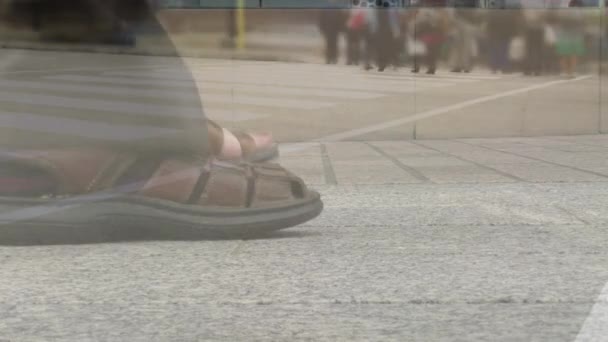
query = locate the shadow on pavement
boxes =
[0,224,320,246]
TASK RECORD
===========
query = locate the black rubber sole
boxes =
[0,191,322,245]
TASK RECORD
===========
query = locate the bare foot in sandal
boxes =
[0,148,322,244]
[207,120,279,163]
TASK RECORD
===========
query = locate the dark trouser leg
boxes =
[376,41,389,71]
[525,28,544,75]
[346,30,361,65]
[325,33,339,64]
[393,35,404,67]
[0,1,209,158]
[488,39,508,72]
[426,44,440,74]
[363,31,375,69]
[412,54,420,72]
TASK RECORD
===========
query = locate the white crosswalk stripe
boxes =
[0,62,504,142]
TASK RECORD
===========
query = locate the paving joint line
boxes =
[319,143,338,186]
[538,136,608,150]
[456,140,608,180]
[364,142,433,183]
[554,205,591,225]
[408,140,527,182]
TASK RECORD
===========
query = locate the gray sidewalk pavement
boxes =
[280,135,608,186]
[1,135,608,341]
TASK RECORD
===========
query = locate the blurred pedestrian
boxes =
[411,6,447,75]
[522,6,545,75]
[375,6,401,72]
[555,0,586,77]
[362,6,379,70]
[222,8,237,48]
[393,7,411,68]
[448,5,480,73]
[542,11,560,75]
[346,7,366,65]
[485,7,517,73]
[318,8,347,64]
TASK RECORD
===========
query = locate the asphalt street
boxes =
[0,50,607,341]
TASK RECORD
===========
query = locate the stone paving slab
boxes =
[483,163,607,183]
[280,135,608,186]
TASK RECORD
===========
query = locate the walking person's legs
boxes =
[570,55,578,74]
[363,29,375,70]
[346,30,361,65]
[564,55,578,76]
[392,34,404,68]
[426,44,440,74]
[450,24,465,72]
[412,55,420,73]
[376,36,390,72]
[461,25,475,72]
[488,40,500,72]
[498,40,510,73]
[326,32,339,64]
[353,31,362,65]
[323,33,332,64]
[524,28,543,75]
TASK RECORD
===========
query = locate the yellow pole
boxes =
[236,0,246,50]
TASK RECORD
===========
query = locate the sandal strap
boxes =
[192,160,306,208]
[137,159,205,203]
[187,163,212,204]
[1,148,307,208]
